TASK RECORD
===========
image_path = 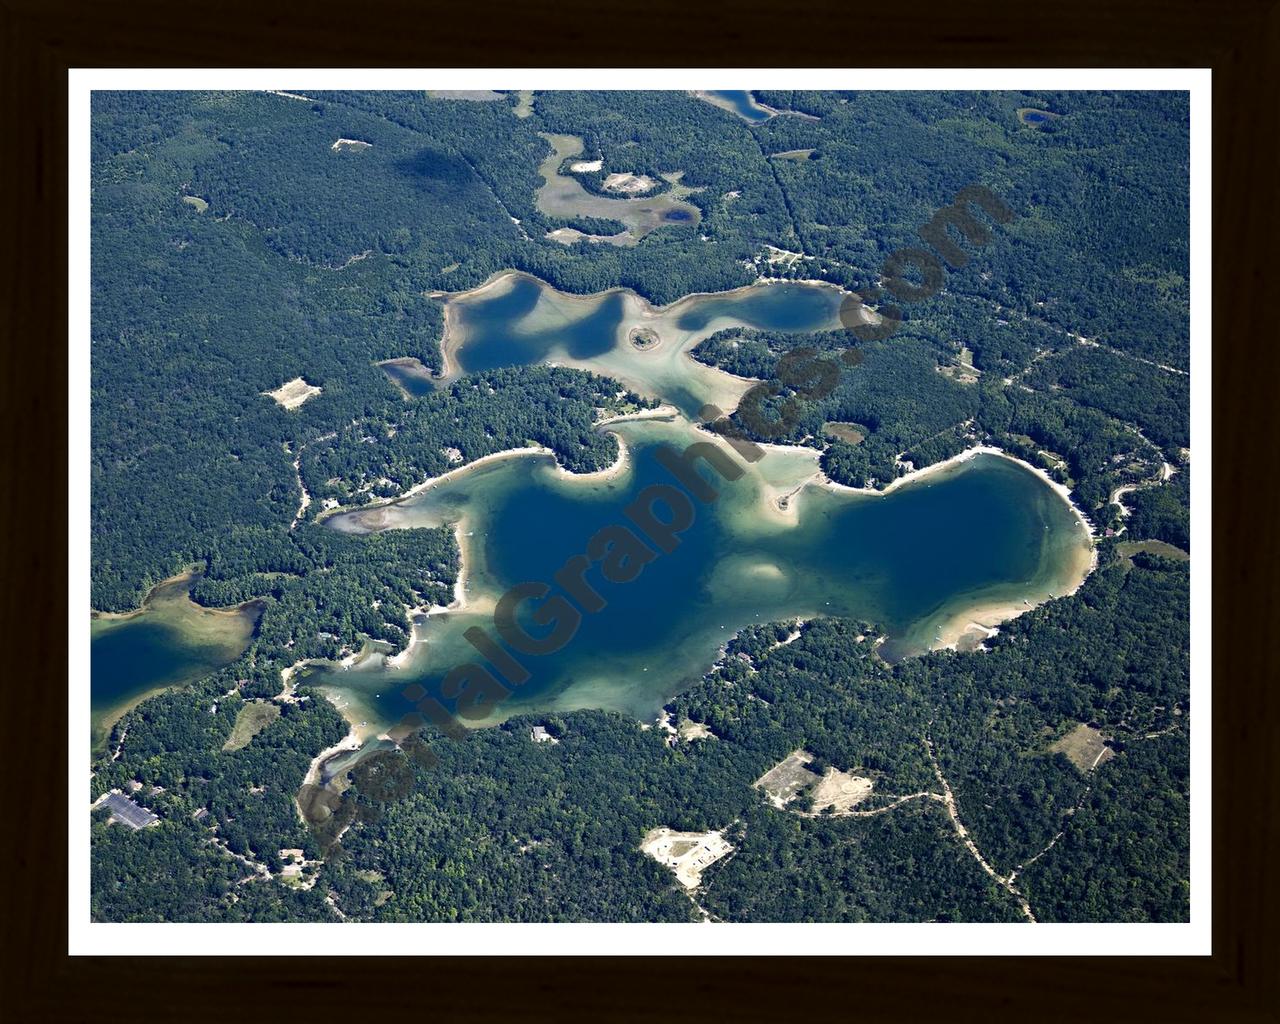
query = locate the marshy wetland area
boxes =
[537,133,701,246]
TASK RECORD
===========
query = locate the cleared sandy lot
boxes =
[808,767,875,813]
[641,827,733,889]
[263,377,322,410]
[753,749,820,808]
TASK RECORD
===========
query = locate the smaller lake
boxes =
[1017,108,1060,127]
[380,358,437,397]
[90,574,260,749]
[535,133,701,246]
[449,275,846,380]
[674,282,842,332]
[699,91,775,124]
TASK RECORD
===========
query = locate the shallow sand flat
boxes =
[691,90,780,122]
[436,271,852,420]
[534,133,700,244]
[545,225,632,247]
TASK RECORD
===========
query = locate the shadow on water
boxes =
[454,279,626,372]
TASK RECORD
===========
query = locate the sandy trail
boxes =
[925,731,1036,922]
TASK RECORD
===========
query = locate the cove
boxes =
[312,419,1093,733]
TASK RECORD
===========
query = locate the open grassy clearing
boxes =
[753,749,820,808]
[822,421,866,445]
[1048,723,1114,772]
[512,90,535,117]
[223,701,281,751]
[1116,539,1190,564]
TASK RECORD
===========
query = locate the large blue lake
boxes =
[93,274,1092,741]
[314,432,1089,729]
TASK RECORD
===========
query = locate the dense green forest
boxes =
[92,88,1188,607]
[92,552,1188,922]
[91,90,1191,924]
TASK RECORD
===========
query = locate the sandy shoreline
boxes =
[320,410,641,529]
[799,442,1096,534]
[431,268,855,383]
[304,438,1100,747]
[90,567,202,620]
[301,725,364,790]
[92,684,176,751]
[927,532,1097,655]
[90,565,253,621]
[739,441,1098,655]
[302,421,638,708]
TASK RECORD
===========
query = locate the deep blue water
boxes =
[317,443,1078,727]
[90,616,252,746]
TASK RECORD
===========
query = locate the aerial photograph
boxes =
[88,87,1191,925]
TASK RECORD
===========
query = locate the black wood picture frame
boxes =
[3,1,1275,1018]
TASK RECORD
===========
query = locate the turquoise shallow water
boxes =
[93,274,1090,739]
[312,439,1085,729]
